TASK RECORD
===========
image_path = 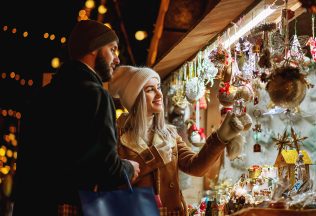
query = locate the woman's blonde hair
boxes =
[121,90,177,145]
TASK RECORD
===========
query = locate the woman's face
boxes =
[143,78,163,116]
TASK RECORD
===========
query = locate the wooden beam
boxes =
[153,0,257,79]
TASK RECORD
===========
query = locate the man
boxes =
[12,20,140,216]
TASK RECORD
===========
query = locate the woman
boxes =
[109,66,242,216]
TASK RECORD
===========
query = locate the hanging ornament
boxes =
[198,95,207,110]
[201,50,218,87]
[234,85,254,103]
[253,143,261,152]
[252,109,262,152]
[218,82,236,107]
[287,19,309,65]
[265,66,308,108]
[271,31,285,62]
[187,123,206,146]
[307,37,316,61]
[307,14,316,61]
[209,44,229,70]
[258,49,272,68]
[185,61,206,103]
[185,77,205,103]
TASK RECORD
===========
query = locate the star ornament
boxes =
[290,127,308,153]
[272,130,292,154]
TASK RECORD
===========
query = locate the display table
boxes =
[229,208,316,216]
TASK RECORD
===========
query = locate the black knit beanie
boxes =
[68,20,119,59]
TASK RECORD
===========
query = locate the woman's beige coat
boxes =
[117,129,225,216]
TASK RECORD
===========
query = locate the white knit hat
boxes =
[109,66,160,112]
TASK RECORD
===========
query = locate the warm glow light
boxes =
[85,0,95,9]
[135,31,148,41]
[12,140,17,147]
[23,31,28,37]
[4,135,9,143]
[11,28,17,34]
[223,6,275,48]
[28,79,33,86]
[1,166,10,175]
[8,133,15,141]
[20,79,25,86]
[0,149,5,157]
[105,23,112,29]
[60,37,66,43]
[16,112,21,119]
[79,10,86,17]
[116,109,124,119]
[8,109,13,116]
[43,33,49,38]
[3,26,8,31]
[15,74,20,80]
[9,126,16,133]
[98,5,107,14]
[2,110,7,116]
[50,34,55,40]
[1,73,6,79]
[51,57,60,68]
[10,72,15,79]
[6,150,13,158]
[1,157,7,163]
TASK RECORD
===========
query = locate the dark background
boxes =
[0,0,160,108]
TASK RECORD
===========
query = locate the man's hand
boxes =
[127,160,140,182]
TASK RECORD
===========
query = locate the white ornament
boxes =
[185,77,205,102]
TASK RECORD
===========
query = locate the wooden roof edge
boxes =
[153,0,261,80]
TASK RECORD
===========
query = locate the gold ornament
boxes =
[272,130,292,155]
[290,127,308,153]
[266,66,307,108]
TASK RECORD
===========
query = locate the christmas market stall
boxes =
[152,0,316,215]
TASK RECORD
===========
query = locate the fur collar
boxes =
[120,132,176,154]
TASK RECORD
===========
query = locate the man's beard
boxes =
[94,51,112,82]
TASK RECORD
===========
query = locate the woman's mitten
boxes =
[238,112,253,131]
[217,111,244,143]
[226,134,245,160]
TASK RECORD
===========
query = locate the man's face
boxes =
[94,41,120,82]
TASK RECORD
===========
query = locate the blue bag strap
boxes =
[123,170,134,193]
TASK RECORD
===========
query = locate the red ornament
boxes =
[199,201,207,211]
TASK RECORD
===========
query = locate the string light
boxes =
[223,6,276,48]
[0,71,35,87]
[1,25,67,45]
